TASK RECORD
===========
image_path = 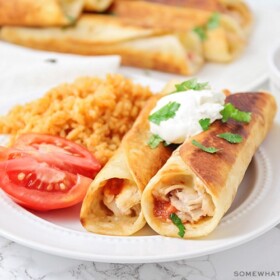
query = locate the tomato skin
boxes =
[0,133,102,211]
[14,133,94,159]
[13,133,101,179]
[0,157,92,211]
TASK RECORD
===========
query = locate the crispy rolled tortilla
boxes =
[0,15,203,75]
[220,0,253,35]
[203,15,246,62]
[142,92,277,238]
[113,1,214,31]
[0,0,84,27]
[80,95,173,236]
[84,0,113,11]
[112,0,251,62]
[139,0,253,33]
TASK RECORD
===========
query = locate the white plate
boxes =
[120,5,280,92]
[1,5,279,93]
[0,76,280,263]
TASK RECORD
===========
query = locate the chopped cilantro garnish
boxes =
[193,26,207,41]
[149,102,180,125]
[193,12,220,41]
[199,118,211,131]
[220,103,251,123]
[66,14,76,23]
[173,78,209,93]
[192,139,219,153]
[170,213,185,238]
[207,12,220,30]
[217,132,243,144]
[147,134,163,149]
[61,15,77,29]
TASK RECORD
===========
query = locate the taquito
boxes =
[0,15,203,75]
[219,0,253,35]
[112,0,251,62]
[80,95,173,236]
[0,0,84,27]
[137,0,253,34]
[142,92,276,238]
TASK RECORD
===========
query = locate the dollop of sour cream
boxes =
[149,90,225,144]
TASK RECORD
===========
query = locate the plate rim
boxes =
[0,86,279,262]
[0,58,278,262]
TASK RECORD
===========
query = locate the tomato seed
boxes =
[17,172,25,181]
[46,185,53,191]
[59,183,66,190]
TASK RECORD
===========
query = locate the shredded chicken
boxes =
[103,182,141,217]
[169,184,214,223]
[155,181,214,223]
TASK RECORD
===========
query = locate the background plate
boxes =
[0,76,279,263]
[120,5,280,92]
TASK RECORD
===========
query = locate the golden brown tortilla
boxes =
[142,92,277,238]
[113,0,252,32]
[80,95,173,236]
[83,0,113,11]
[0,15,203,75]
[112,0,252,62]
[0,0,84,27]
[113,1,212,31]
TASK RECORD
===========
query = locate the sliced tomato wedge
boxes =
[13,133,101,179]
[0,133,102,211]
[0,157,92,211]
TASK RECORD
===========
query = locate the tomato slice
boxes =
[0,133,101,211]
[13,133,101,179]
[0,157,92,211]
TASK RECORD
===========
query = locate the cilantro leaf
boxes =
[174,78,209,93]
[149,102,180,125]
[192,139,219,153]
[147,134,163,149]
[232,110,251,123]
[170,213,185,238]
[220,103,234,122]
[199,118,211,131]
[66,14,75,23]
[207,12,220,30]
[220,103,251,123]
[217,133,243,144]
[193,26,207,41]
[193,12,220,41]
[62,14,77,28]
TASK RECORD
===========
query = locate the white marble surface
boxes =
[0,227,280,280]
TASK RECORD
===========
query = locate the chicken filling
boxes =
[103,178,141,217]
[154,182,214,224]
